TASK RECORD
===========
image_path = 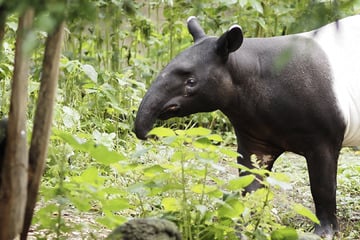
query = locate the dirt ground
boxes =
[273,150,360,239]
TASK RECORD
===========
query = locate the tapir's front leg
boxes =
[305,143,340,238]
[236,139,283,193]
[236,146,264,192]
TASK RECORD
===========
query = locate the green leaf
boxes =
[256,18,267,30]
[239,0,248,8]
[90,144,126,165]
[266,172,291,190]
[207,134,223,142]
[220,148,239,158]
[250,0,263,13]
[127,182,149,196]
[148,127,176,137]
[162,197,182,212]
[23,30,38,56]
[193,137,212,149]
[293,203,320,224]
[69,196,92,211]
[144,165,165,177]
[54,130,125,165]
[78,167,104,184]
[82,64,98,82]
[185,127,211,136]
[217,198,244,218]
[227,175,255,190]
[96,214,127,229]
[271,227,298,240]
[103,198,130,212]
[191,184,217,194]
[35,12,57,33]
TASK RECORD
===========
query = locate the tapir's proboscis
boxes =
[135,15,360,238]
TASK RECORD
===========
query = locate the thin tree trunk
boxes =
[0,5,7,48]
[21,21,65,239]
[0,8,34,240]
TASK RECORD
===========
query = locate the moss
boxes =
[106,218,181,240]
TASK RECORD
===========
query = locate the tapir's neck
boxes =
[225,35,314,106]
[221,34,338,150]
[224,37,287,110]
[227,36,300,84]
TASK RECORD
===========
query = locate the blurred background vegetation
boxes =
[0,0,359,239]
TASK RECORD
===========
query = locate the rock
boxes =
[106,218,181,240]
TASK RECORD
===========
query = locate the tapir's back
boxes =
[301,15,360,146]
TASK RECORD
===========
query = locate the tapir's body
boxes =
[135,15,360,238]
[301,17,360,146]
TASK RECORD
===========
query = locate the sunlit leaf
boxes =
[148,127,176,137]
[144,165,165,177]
[220,148,240,158]
[207,134,223,142]
[217,198,244,218]
[239,0,248,8]
[195,204,208,216]
[62,106,80,129]
[77,167,103,184]
[103,199,130,212]
[23,30,38,56]
[54,130,125,164]
[293,203,320,224]
[271,228,298,240]
[249,0,263,13]
[193,137,211,148]
[90,144,126,164]
[266,173,292,190]
[82,64,98,82]
[35,12,57,32]
[185,127,211,136]
[227,175,255,190]
[96,214,127,229]
[127,182,149,196]
[191,184,218,194]
[162,197,182,212]
[70,196,92,211]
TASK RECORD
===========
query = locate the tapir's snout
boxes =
[134,83,165,140]
[134,126,148,140]
[134,108,155,140]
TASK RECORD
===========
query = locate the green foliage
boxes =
[42,126,323,239]
[271,227,298,240]
[0,0,359,238]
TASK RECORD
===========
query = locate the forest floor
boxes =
[29,148,360,239]
[273,149,360,239]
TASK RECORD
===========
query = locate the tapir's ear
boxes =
[216,25,243,58]
[187,16,206,43]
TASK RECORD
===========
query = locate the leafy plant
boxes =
[0,0,359,238]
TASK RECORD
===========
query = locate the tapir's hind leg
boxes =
[305,142,340,238]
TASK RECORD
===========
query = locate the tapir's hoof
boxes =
[314,225,339,240]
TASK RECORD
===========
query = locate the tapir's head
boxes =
[135,17,243,139]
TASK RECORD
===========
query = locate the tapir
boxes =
[134,15,360,238]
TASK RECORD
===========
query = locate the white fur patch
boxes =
[229,24,242,31]
[187,16,197,23]
[301,15,360,146]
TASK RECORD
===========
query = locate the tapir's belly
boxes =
[302,15,360,146]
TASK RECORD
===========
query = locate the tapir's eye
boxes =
[185,77,196,87]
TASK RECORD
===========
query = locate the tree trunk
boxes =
[0,8,34,240]
[21,21,65,240]
[0,5,7,48]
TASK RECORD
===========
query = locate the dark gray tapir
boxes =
[135,15,360,238]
